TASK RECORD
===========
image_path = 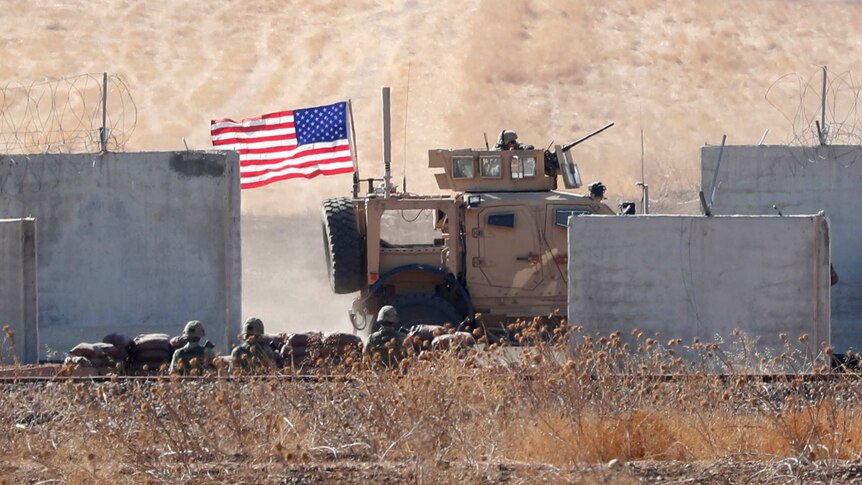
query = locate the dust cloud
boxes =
[4,0,862,332]
[242,213,355,333]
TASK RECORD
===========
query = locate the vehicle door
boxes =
[466,205,545,295]
[542,205,593,290]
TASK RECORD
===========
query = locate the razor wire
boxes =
[766,68,862,147]
[0,73,136,154]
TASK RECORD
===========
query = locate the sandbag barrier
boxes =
[60,331,364,375]
[280,332,363,370]
[56,324,484,377]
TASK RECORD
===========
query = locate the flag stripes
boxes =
[211,102,354,189]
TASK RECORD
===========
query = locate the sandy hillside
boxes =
[2,0,862,331]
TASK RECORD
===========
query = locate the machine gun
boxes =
[560,122,614,152]
[544,122,615,176]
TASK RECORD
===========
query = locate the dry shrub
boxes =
[0,320,859,482]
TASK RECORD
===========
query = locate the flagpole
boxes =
[347,99,360,198]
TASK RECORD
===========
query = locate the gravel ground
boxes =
[5,457,862,484]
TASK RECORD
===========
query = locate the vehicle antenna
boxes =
[382,87,392,198]
[636,105,649,214]
[640,108,645,186]
[820,65,828,146]
[347,99,360,198]
[706,134,727,209]
[402,61,411,194]
[483,132,490,150]
[759,129,769,146]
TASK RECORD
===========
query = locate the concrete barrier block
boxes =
[0,218,37,363]
[0,151,240,359]
[702,145,861,351]
[567,214,830,360]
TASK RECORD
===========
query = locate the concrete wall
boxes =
[568,215,830,356]
[0,152,240,360]
[702,145,860,351]
[0,218,37,363]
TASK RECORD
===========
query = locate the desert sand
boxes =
[2,0,861,331]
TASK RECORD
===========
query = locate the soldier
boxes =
[494,130,534,151]
[170,320,217,375]
[229,317,283,374]
[364,305,406,367]
[587,181,607,202]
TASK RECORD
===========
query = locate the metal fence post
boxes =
[100,72,108,152]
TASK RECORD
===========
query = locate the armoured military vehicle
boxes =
[321,89,620,339]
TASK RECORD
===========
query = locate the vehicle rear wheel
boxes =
[321,197,363,294]
[388,293,464,330]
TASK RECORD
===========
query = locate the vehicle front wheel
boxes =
[321,197,363,294]
[385,293,464,331]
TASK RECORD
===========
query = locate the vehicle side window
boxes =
[522,157,537,177]
[380,209,441,246]
[555,209,591,227]
[453,157,474,179]
[511,156,537,179]
[487,213,515,228]
[480,156,502,178]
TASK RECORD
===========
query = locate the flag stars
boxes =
[295,102,348,145]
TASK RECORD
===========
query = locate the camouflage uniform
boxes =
[494,130,534,151]
[364,306,406,367]
[170,320,217,374]
[229,317,283,374]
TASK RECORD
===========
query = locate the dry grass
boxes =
[0,322,860,483]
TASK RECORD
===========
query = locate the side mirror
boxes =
[619,201,636,215]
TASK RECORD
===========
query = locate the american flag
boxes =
[211,101,354,189]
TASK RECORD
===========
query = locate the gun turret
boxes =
[544,122,614,178]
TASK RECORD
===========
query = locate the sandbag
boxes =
[69,342,106,360]
[213,355,232,369]
[252,333,286,351]
[323,332,362,347]
[96,343,128,361]
[321,343,362,361]
[282,351,309,366]
[102,333,135,350]
[284,355,312,367]
[132,349,172,364]
[280,343,308,358]
[70,342,129,363]
[287,332,322,347]
[89,356,112,368]
[406,325,444,349]
[65,355,110,368]
[65,355,92,366]
[133,334,171,352]
[409,325,444,340]
[432,332,476,350]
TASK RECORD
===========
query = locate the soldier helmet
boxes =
[183,320,206,339]
[377,305,399,325]
[498,130,519,146]
[242,317,264,337]
[588,181,607,199]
